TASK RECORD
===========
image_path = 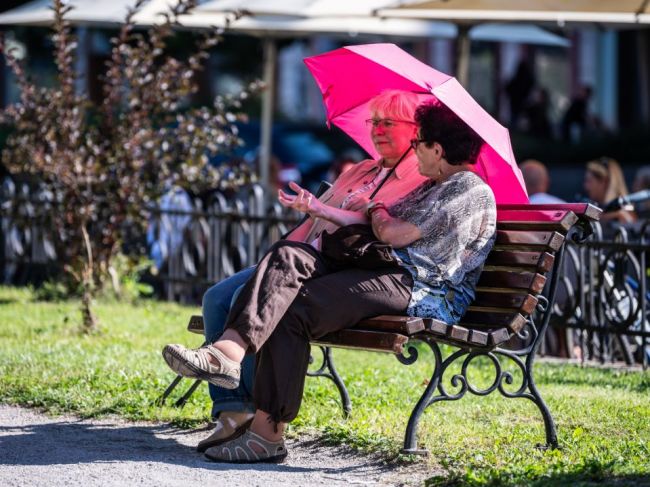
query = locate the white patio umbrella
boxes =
[375,0,648,90]
[377,0,650,25]
[470,23,569,47]
[0,0,132,27]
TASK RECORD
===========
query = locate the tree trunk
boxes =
[80,286,97,332]
[80,223,98,333]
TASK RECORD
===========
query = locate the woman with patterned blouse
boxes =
[162,102,497,464]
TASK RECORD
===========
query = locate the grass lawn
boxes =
[1,285,649,486]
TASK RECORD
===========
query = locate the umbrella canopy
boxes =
[377,0,650,25]
[0,0,133,27]
[304,43,528,204]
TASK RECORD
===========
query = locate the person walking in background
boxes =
[504,60,535,129]
[525,88,552,139]
[519,159,565,204]
[562,85,593,143]
[583,157,636,224]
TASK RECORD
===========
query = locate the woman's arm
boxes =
[278,182,368,226]
[369,206,422,248]
[283,217,314,242]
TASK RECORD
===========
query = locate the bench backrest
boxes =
[338,205,600,351]
[448,208,578,346]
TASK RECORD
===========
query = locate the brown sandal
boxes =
[204,430,288,464]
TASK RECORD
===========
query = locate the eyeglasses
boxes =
[365,118,416,129]
[409,138,426,150]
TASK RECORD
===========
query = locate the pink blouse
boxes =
[286,152,429,245]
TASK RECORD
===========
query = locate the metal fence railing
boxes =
[1,184,648,367]
[546,224,650,368]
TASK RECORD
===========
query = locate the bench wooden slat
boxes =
[498,203,601,221]
[477,270,546,293]
[469,329,489,346]
[485,250,555,273]
[488,327,513,345]
[495,230,565,251]
[472,291,538,314]
[313,329,408,354]
[424,318,511,347]
[460,312,526,333]
[498,220,576,233]
[188,315,205,334]
[450,325,470,342]
[356,316,425,335]
[497,209,578,230]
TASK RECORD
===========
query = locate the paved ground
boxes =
[0,405,432,486]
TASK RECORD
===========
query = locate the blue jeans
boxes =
[202,266,257,418]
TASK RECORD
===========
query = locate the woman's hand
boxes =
[344,194,371,212]
[278,182,327,218]
[279,182,369,227]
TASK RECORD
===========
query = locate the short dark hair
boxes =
[414,102,483,165]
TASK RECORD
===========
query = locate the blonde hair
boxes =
[586,157,629,203]
[368,90,420,122]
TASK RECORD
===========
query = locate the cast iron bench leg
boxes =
[307,346,352,417]
[156,375,184,406]
[401,339,468,455]
[174,379,203,408]
[527,372,559,448]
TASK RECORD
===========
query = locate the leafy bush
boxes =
[0,0,261,329]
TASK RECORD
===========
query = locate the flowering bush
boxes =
[0,0,261,330]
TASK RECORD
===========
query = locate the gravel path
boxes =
[0,405,432,486]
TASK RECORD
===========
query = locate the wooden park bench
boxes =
[159,203,601,454]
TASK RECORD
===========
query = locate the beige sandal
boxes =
[204,430,288,464]
[162,343,241,389]
[196,414,254,453]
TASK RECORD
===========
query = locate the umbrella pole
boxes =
[456,25,470,88]
[260,37,277,199]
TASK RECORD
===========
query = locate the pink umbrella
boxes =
[304,43,528,204]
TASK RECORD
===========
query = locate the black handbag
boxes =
[319,146,416,270]
[320,223,398,269]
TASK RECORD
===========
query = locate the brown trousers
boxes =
[224,240,413,423]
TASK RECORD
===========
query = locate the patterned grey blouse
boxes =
[390,171,497,323]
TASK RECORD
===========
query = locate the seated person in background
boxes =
[583,157,636,224]
[519,159,565,204]
[193,89,428,452]
[631,165,650,220]
[326,148,364,182]
[162,101,497,463]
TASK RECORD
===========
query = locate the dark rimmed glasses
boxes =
[409,138,426,150]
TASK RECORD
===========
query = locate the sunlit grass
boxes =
[1,285,649,485]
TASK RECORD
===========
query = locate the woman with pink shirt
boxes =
[184,90,428,453]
